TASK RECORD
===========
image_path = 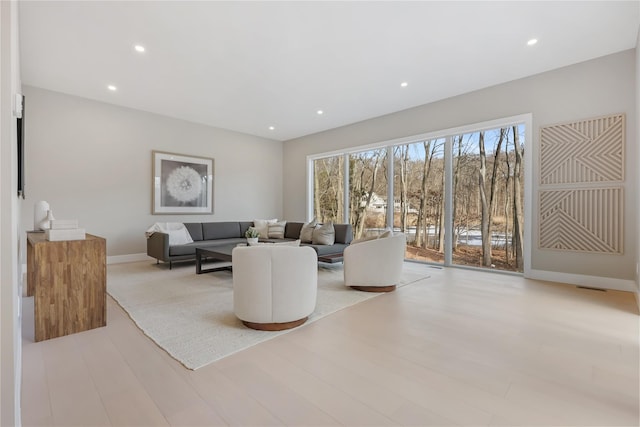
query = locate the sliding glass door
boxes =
[312,155,344,224]
[451,125,525,272]
[348,148,388,240]
[309,116,528,274]
[393,139,445,263]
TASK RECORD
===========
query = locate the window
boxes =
[308,115,530,274]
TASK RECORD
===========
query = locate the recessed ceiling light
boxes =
[107,85,117,91]
[134,44,145,53]
[268,126,275,131]
[317,110,324,115]
[400,82,408,87]
[527,38,538,46]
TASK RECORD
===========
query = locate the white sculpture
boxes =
[38,210,55,231]
[34,201,50,230]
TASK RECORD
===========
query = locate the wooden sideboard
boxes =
[27,232,107,342]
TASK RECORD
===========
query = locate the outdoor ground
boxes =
[405,244,521,272]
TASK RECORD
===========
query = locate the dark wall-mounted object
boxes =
[17,95,25,199]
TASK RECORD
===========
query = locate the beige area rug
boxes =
[107,260,430,370]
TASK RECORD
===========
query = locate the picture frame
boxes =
[152,150,214,214]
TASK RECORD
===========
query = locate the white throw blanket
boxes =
[145,222,194,246]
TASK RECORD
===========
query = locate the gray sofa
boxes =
[147,221,353,268]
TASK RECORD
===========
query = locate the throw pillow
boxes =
[299,218,317,243]
[253,218,277,239]
[268,220,287,239]
[312,222,335,245]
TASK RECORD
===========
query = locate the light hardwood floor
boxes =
[21,263,639,426]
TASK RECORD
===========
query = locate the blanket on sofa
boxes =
[145,222,194,246]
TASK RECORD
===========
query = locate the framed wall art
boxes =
[152,151,214,214]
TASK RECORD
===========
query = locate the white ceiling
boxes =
[19,1,640,141]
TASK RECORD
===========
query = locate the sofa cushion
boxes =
[169,241,205,256]
[239,221,253,238]
[253,219,277,239]
[334,223,353,244]
[268,220,287,239]
[284,222,304,239]
[184,223,203,241]
[202,222,242,240]
[302,242,349,256]
[300,218,317,243]
[312,222,335,245]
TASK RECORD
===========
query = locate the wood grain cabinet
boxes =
[27,232,107,341]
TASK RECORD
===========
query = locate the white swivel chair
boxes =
[232,245,318,330]
[343,233,407,292]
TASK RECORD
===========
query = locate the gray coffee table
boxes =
[195,244,238,274]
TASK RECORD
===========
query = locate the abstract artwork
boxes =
[539,187,623,254]
[538,114,625,254]
[152,151,214,214]
[540,114,624,185]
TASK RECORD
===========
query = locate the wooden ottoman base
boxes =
[241,316,308,331]
[350,285,396,293]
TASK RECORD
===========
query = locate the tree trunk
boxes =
[415,140,434,248]
[336,157,344,221]
[512,126,524,271]
[399,145,408,233]
[503,137,512,266]
[478,131,492,266]
[452,135,462,249]
[314,161,322,220]
[487,129,505,264]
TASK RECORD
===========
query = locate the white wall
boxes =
[1,1,22,425]
[636,28,640,309]
[20,86,284,259]
[284,50,637,285]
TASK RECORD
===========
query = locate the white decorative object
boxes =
[33,201,49,230]
[50,219,79,230]
[38,209,55,231]
[45,228,86,241]
[246,237,259,245]
[145,223,193,245]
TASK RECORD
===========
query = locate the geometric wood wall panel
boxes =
[539,187,623,254]
[540,114,625,185]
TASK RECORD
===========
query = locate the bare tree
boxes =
[349,151,384,238]
[314,161,322,220]
[478,131,491,266]
[503,136,512,266]
[512,126,524,270]
[397,145,410,233]
[415,140,437,248]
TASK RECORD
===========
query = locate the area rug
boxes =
[107,260,430,370]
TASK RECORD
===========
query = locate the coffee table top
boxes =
[196,243,245,260]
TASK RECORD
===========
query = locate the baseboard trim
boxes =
[107,253,150,265]
[527,269,636,292]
